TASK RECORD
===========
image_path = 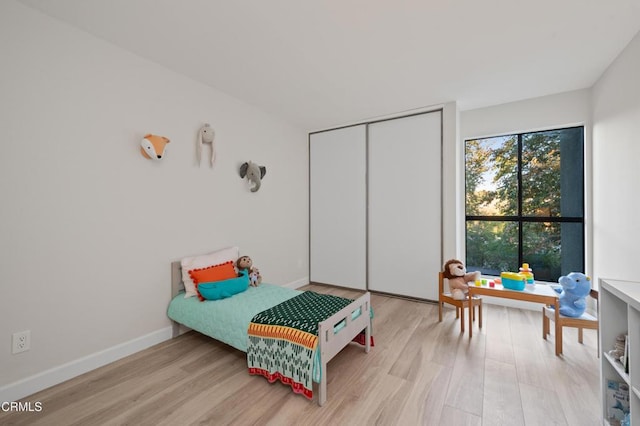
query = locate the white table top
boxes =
[467,281,559,299]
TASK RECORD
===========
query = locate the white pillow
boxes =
[180,246,240,298]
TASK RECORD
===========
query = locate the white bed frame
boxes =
[169,261,371,406]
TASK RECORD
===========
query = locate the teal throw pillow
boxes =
[197,269,250,301]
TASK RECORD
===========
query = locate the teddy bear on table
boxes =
[442,259,481,300]
[553,272,591,317]
[236,255,262,287]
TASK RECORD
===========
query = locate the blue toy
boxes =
[552,272,592,317]
[198,269,249,301]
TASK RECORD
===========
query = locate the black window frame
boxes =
[464,126,585,282]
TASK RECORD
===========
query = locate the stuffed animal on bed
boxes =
[442,259,480,300]
[552,272,592,317]
[236,256,262,286]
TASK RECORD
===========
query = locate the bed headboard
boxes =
[171,261,184,298]
[170,260,190,337]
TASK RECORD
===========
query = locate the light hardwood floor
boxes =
[0,284,601,426]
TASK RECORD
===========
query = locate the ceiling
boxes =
[18,0,640,131]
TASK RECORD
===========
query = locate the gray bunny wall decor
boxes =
[197,123,215,167]
[239,161,266,192]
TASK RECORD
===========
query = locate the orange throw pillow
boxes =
[189,261,237,301]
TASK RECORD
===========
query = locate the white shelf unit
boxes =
[600,278,640,425]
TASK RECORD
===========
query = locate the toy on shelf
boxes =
[608,333,628,367]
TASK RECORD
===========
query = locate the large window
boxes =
[465,127,584,282]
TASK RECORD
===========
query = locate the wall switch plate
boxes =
[12,330,30,354]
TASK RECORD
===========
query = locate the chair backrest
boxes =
[438,271,445,295]
[588,288,599,317]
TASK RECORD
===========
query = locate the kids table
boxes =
[467,282,562,355]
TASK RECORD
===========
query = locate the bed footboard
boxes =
[316,292,371,406]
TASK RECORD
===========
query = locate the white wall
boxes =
[461,90,591,141]
[0,1,308,397]
[591,31,640,282]
[442,102,460,262]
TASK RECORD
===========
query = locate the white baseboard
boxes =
[283,276,309,289]
[0,327,173,403]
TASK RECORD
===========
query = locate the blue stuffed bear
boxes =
[552,272,592,317]
[198,269,250,301]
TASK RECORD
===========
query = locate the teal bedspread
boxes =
[167,284,300,352]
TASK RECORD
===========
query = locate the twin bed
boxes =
[167,260,372,406]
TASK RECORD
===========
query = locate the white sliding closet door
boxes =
[309,125,367,289]
[368,112,442,300]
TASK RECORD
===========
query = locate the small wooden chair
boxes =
[543,289,599,356]
[438,271,482,333]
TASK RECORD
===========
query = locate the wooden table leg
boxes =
[468,291,473,338]
[554,297,561,356]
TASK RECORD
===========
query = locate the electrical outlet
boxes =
[12,330,30,354]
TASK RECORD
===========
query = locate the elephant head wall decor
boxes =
[239,161,266,192]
